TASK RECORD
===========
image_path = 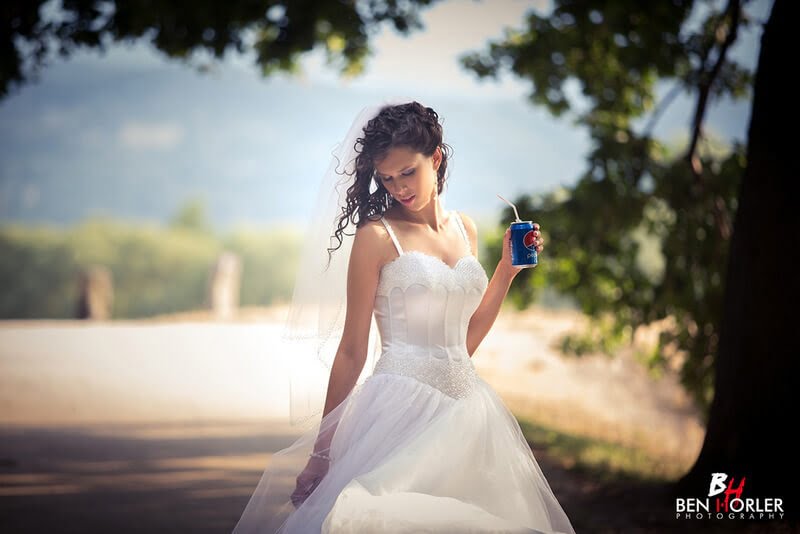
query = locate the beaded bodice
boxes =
[372,211,489,399]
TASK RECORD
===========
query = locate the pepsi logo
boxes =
[523,230,536,250]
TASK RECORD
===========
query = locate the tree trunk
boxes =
[678,0,798,520]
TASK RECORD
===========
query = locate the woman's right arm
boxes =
[292,222,384,507]
[310,221,384,454]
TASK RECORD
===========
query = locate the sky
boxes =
[0,0,772,232]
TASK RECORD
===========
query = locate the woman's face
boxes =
[374,145,441,211]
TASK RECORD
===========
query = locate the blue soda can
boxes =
[510,221,538,267]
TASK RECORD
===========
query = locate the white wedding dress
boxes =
[233,211,576,534]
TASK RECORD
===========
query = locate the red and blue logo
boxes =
[523,230,536,250]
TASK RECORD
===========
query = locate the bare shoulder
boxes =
[456,211,477,235]
[353,217,395,267]
[355,217,384,236]
[455,211,479,256]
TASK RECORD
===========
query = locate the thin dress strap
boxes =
[452,211,471,251]
[380,216,404,256]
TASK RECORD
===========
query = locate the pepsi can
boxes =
[510,221,538,267]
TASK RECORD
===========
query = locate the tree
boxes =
[1,0,438,99]
[679,0,797,511]
[462,0,755,414]
[169,197,212,234]
[463,0,797,515]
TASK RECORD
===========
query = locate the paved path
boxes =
[0,307,713,532]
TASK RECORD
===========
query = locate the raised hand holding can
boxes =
[497,194,539,268]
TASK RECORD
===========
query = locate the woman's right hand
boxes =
[290,455,330,508]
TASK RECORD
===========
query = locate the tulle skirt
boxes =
[232,371,576,534]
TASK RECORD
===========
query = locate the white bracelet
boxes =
[309,451,330,461]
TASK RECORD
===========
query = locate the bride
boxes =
[232,100,576,533]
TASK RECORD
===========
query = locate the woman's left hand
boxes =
[500,223,543,276]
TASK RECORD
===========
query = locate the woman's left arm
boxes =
[460,213,543,357]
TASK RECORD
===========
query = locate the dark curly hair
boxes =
[326,101,453,266]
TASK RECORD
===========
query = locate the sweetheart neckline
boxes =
[380,250,480,273]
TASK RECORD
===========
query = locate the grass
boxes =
[516,416,685,483]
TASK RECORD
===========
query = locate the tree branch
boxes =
[685,0,742,240]
[643,81,683,140]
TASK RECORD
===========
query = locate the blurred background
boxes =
[2,0,790,532]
